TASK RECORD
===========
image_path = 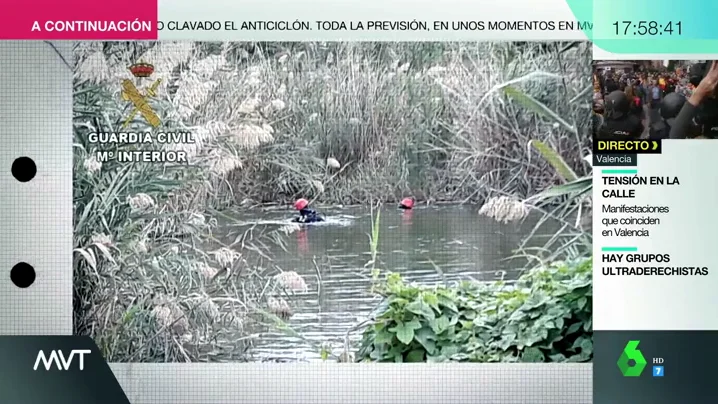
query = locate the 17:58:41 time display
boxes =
[612,21,682,36]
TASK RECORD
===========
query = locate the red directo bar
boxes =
[1,0,157,40]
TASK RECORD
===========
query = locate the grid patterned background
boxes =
[0,41,73,334]
[0,41,593,403]
[111,363,592,403]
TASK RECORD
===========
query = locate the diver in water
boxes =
[399,197,414,210]
[292,198,324,223]
[399,197,414,226]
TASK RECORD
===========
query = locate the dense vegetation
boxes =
[357,258,592,362]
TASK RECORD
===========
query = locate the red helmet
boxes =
[399,197,414,209]
[294,198,309,210]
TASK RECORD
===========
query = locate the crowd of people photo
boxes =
[593,60,718,141]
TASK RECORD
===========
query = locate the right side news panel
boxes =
[592,59,718,404]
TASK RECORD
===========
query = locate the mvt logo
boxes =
[618,340,664,377]
[33,349,91,371]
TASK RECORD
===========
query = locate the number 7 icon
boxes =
[652,366,664,377]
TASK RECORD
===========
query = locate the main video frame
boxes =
[73,41,592,363]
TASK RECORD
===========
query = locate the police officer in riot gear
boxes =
[592,100,604,138]
[649,92,686,140]
[670,61,718,139]
[596,90,644,141]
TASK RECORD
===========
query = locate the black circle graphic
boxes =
[11,157,37,182]
[10,262,36,288]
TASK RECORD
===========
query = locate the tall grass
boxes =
[238,42,592,205]
[367,203,382,274]
[479,140,592,266]
[77,41,591,208]
[73,41,592,362]
[73,42,275,362]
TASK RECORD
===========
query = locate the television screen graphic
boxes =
[6,1,718,401]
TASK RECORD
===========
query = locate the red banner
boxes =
[2,0,157,39]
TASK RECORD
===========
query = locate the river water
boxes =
[215,205,564,362]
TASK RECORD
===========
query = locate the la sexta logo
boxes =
[617,340,647,377]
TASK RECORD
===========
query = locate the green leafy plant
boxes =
[512,139,592,263]
[356,257,592,363]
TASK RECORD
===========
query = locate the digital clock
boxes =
[612,21,682,36]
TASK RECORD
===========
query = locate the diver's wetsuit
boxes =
[293,208,324,223]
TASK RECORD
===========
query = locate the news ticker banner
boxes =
[0,0,715,51]
[5,0,157,40]
[154,0,583,40]
[4,0,583,40]
[3,0,718,50]
[592,141,718,402]
[4,0,718,51]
